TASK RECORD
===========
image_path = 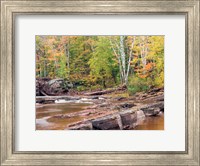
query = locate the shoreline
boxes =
[36,87,164,130]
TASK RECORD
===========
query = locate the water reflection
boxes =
[134,112,164,130]
[36,103,90,130]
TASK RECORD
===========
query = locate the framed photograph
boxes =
[1,0,199,165]
[35,35,165,131]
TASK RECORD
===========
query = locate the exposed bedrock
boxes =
[67,101,164,130]
[92,115,122,130]
[119,110,137,129]
[67,123,93,130]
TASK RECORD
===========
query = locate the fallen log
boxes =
[84,85,127,96]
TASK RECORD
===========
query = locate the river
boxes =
[36,102,164,130]
[135,112,164,130]
[36,102,90,130]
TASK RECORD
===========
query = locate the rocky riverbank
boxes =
[36,87,164,130]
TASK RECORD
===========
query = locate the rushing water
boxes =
[36,102,164,130]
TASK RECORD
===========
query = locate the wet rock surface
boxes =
[36,87,164,130]
[68,123,93,130]
[92,115,122,130]
[120,110,137,129]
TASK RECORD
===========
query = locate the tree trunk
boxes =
[119,36,126,83]
[125,36,135,85]
[65,39,70,77]
[109,39,124,84]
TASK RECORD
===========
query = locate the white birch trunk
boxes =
[119,36,126,83]
[140,36,148,67]
[110,36,136,86]
[109,39,124,84]
[125,36,135,85]
[110,36,135,85]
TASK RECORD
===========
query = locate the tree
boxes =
[129,36,164,89]
[88,36,118,88]
[36,35,164,92]
[109,36,135,86]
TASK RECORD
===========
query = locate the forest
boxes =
[36,35,164,95]
[36,35,164,130]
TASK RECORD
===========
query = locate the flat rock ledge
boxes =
[66,101,164,130]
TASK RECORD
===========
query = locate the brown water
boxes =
[135,112,164,130]
[36,103,90,130]
[36,103,164,130]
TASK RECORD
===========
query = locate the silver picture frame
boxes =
[0,0,199,165]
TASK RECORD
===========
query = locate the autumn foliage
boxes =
[36,35,164,93]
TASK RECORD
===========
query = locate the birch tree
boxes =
[110,36,135,86]
[139,36,149,68]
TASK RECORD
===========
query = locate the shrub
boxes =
[128,76,150,95]
[77,86,87,91]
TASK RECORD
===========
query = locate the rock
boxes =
[120,110,137,129]
[141,102,164,110]
[141,95,164,103]
[158,111,163,116]
[35,103,43,108]
[84,85,127,96]
[119,103,135,108]
[36,80,40,96]
[134,92,143,96]
[48,78,73,87]
[36,78,50,96]
[36,99,45,104]
[114,97,126,101]
[36,78,73,96]
[139,101,164,116]
[87,105,98,109]
[92,115,122,130]
[36,99,54,104]
[147,92,155,95]
[99,103,109,107]
[61,96,81,100]
[155,95,164,101]
[89,96,99,100]
[136,110,146,125]
[43,79,69,95]
[42,99,55,104]
[141,94,147,97]
[149,87,163,93]
[141,107,160,116]
[68,123,93,130]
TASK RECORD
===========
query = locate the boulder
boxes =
[139,102,164,116]
[141,107,160,116]
[120,110,137,129]
[92,115,122,130]
[36,78,50,96]
[136,110,146,125]
[36,78,73,96]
